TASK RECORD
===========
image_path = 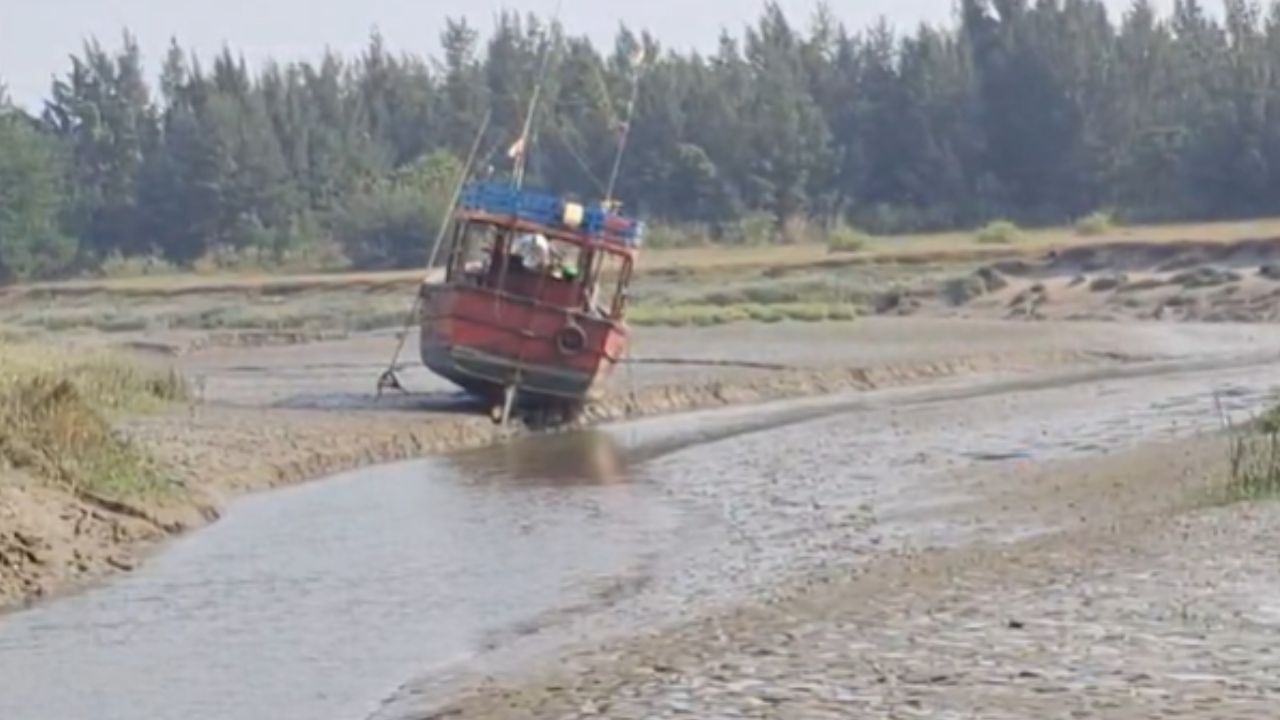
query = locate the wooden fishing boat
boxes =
[417,181,643,423]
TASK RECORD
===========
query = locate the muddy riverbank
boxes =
[4,315,1262,612]
[3,318,1151,611]
[4,334,1279,720]
[6,232,1280,717]
[421,430,1278,720]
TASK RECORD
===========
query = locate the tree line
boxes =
[1,0,1279,281]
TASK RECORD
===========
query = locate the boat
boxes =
[417,181,644,424]
[403,40,650,425]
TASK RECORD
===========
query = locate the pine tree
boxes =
[0,106,75,279]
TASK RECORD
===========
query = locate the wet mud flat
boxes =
[7,315,1280,612]
[2,329,1280,720]
[4,317,1199,611]
[427,433,1280,720]
[389,355,1280,720]
[5,232,1280,716]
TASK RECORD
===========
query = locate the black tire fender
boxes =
[556,324,587,355]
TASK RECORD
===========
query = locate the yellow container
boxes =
[562,202,585,228]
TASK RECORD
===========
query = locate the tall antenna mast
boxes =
[605,42,647,207]
[511,1,562,189]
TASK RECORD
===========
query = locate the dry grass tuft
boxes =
[1219,396,1280,503]
[0,345,187,501]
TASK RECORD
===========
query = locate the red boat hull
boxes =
[419,283,628,406]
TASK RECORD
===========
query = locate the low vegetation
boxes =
[629,302,860,327]
[1221,399,1280,502]
[1075,210,1116,237]
[826,224,873,254]
[975,220,1024,245]
[0,345,187,501]
[99,252,179,279]
[1,289,416,337]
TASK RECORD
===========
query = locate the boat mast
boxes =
[511,6,561,190]
[604,43,647,208]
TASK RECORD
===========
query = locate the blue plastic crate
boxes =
[464,182,563,228]
[459,181,643,247]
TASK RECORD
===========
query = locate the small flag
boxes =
[507,135,526,160]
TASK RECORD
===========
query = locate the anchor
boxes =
[375,366,407,398]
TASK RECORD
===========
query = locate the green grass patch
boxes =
[192,241,352,275]
[826,224,873,254]
[1075,210,1116,237]
[629,302,860,327]
[676,275,873,308]
[0,345,187,501]
[10,291,415,337]
[99,252,179,279]
[975,219,1025,245]
[1219,399,1280,503]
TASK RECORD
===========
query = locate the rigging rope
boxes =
[548,126,607,194]
[376,110,492,398]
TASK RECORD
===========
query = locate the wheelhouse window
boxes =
[447,222,501,284]
[591,250,632,319]
[445,216,632,317]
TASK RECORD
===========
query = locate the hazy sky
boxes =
[3,0,1178,109]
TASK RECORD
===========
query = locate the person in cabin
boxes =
[512,232,551,272]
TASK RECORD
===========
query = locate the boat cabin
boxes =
[446,215,632,320]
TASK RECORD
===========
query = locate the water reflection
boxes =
[447,429,628,486]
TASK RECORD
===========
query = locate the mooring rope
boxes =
[621,357,796,371]
[376,111,492,398]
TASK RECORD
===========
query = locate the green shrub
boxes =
[975,219,1024,245]
[745,304,784,323]
[100,252,178,279]
[826,224,872,254]
[729,212,777,246]
[785,303,831,322]
[1075,210,1116,237]
[827,305,860,321]
[280,238,353,273]
[328,151,461,270]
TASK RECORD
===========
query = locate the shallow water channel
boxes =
[1,357,1278,720]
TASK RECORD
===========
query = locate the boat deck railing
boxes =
[459,181,644,249]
